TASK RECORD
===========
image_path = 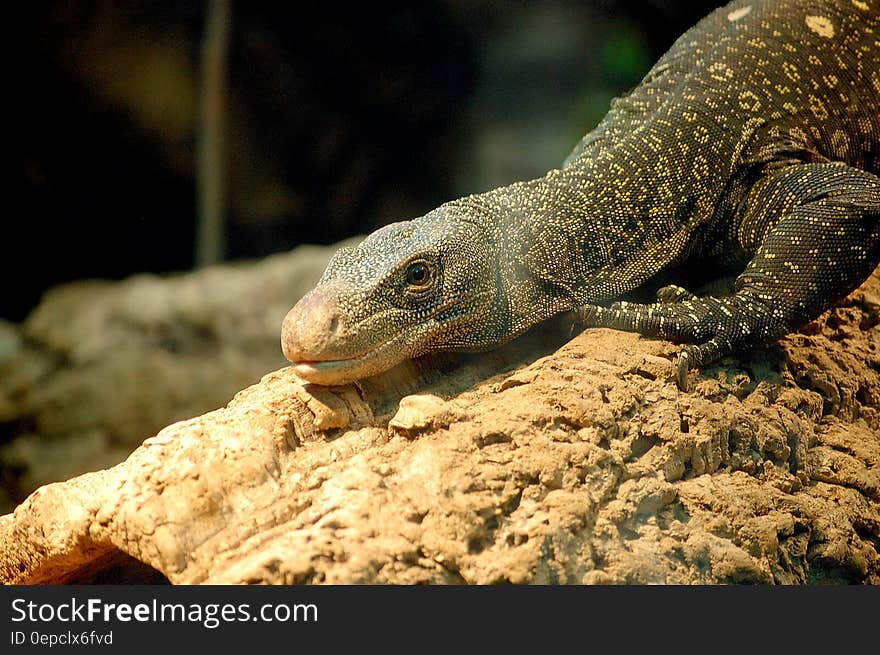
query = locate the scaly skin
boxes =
[282,0,880,387]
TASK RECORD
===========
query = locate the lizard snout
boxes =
[281,287,342,363]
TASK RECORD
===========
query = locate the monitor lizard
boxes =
[281,0,880,389]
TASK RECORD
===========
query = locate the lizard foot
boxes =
[578,294,778,392]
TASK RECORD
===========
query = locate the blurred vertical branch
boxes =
[196,0,231,267]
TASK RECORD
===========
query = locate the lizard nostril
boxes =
[328,316,339,335]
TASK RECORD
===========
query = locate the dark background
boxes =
[5,0,725,322]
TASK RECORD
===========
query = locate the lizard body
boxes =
[282,0,880,387]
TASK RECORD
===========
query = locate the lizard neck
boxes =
[443,173,610,340]
[447,130,733,340]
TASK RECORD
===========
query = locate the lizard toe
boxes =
[657,284,697,304]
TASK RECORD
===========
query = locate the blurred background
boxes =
[2,0,725,511]
[7,0,724,322]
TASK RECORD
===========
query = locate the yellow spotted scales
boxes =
[281,0,880,388]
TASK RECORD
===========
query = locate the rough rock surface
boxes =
[2,265,878,584]
[0,241,359,513]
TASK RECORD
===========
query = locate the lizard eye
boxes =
[404,261,433,288]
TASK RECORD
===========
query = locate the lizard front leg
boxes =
[578,162,880,389]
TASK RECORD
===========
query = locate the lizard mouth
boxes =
[289,332,412,386]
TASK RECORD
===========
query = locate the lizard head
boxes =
[281,205,499,385]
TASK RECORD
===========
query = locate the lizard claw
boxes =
[575,304,599,325]
[675,348,692,392]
